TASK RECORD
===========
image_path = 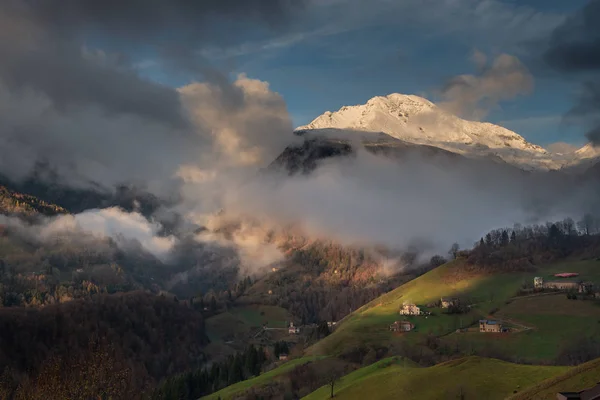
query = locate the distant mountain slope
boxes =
[296,93,561,170]
[269,128,526,177]
[0,184,68,216]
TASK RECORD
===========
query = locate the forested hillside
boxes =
[0,292,208,398]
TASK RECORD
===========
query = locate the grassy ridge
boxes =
[303,357,568,400]
[508,357,600,400]
[302,356,418,400]
[203,356,327,400]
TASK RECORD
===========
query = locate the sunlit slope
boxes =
[303,357,568,400]
[307,258,600,359]
[508,357,600,400]
[306,259,527,356]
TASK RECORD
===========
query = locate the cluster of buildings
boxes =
[533,276,596,293]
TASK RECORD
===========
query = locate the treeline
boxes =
[0,292,209,395]
[150,344,268,400]
[466,214,600,271]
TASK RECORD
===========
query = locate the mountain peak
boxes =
[296,93,560,170]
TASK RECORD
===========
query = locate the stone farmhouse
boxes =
[440,297,459,309]
[389,320,414,332]
[479,319,502,333]
[534,277,593,292]
[399,303,422,316]
[288,322,300,334]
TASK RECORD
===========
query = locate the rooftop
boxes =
[479,320,498,325]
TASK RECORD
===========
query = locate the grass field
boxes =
[439,260,600,362]
[307,259,600,358]
[205,304,292,342]
[302,357,569,400]
[508,357,600,400]
[203,356,327,400]
[302,356,419,400]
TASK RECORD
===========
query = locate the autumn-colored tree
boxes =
[6,338,138,400]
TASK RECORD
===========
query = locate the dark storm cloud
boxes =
[543,0,600,144]
[0,0,306,126]
[28,0,305,40]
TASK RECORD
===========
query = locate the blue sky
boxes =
[139,0,591,148]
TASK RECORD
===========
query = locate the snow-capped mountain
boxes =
[574,143,600,160]
[296,94,564,170]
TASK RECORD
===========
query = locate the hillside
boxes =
[296,93,561,170]
[0,185,67,216]
[303,356,568,400]
[307,258,600,364]
[202,356,328,400]
[508,357,600,400]
[0,291,209,397]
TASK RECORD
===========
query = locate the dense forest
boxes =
[0,292,209,397]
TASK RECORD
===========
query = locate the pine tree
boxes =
[210,296,217,313]
[500,230,509,247]
[245,345,259,376]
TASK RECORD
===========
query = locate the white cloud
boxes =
[42,208,177,259]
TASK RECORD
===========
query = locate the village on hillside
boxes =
[389,272,600,335]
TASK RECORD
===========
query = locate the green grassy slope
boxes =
[508,357,600,400]
[205,304,292,342]
[439,260,600,362]
[307,259,600,360]
[306,259,526,356]
[202,356,327,400]
[303,357,568,400]
[303,356,419,400]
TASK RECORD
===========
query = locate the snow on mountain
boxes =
[558,143,600,173]
[296,94,563,170]
[574,143,600,160]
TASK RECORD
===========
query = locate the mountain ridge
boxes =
[296,93,597,171]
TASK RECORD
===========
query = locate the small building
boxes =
[479,319,502,333]
[534,277,544,289]
[389,320,414,332]
[278,353,289,361]
[288,322,300,334]
[544,281,580,291]
[557,382,600,400]
[578,282,595,294]
[399,303,422,316]
[440,297,459,309]
[327,321,337,328]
